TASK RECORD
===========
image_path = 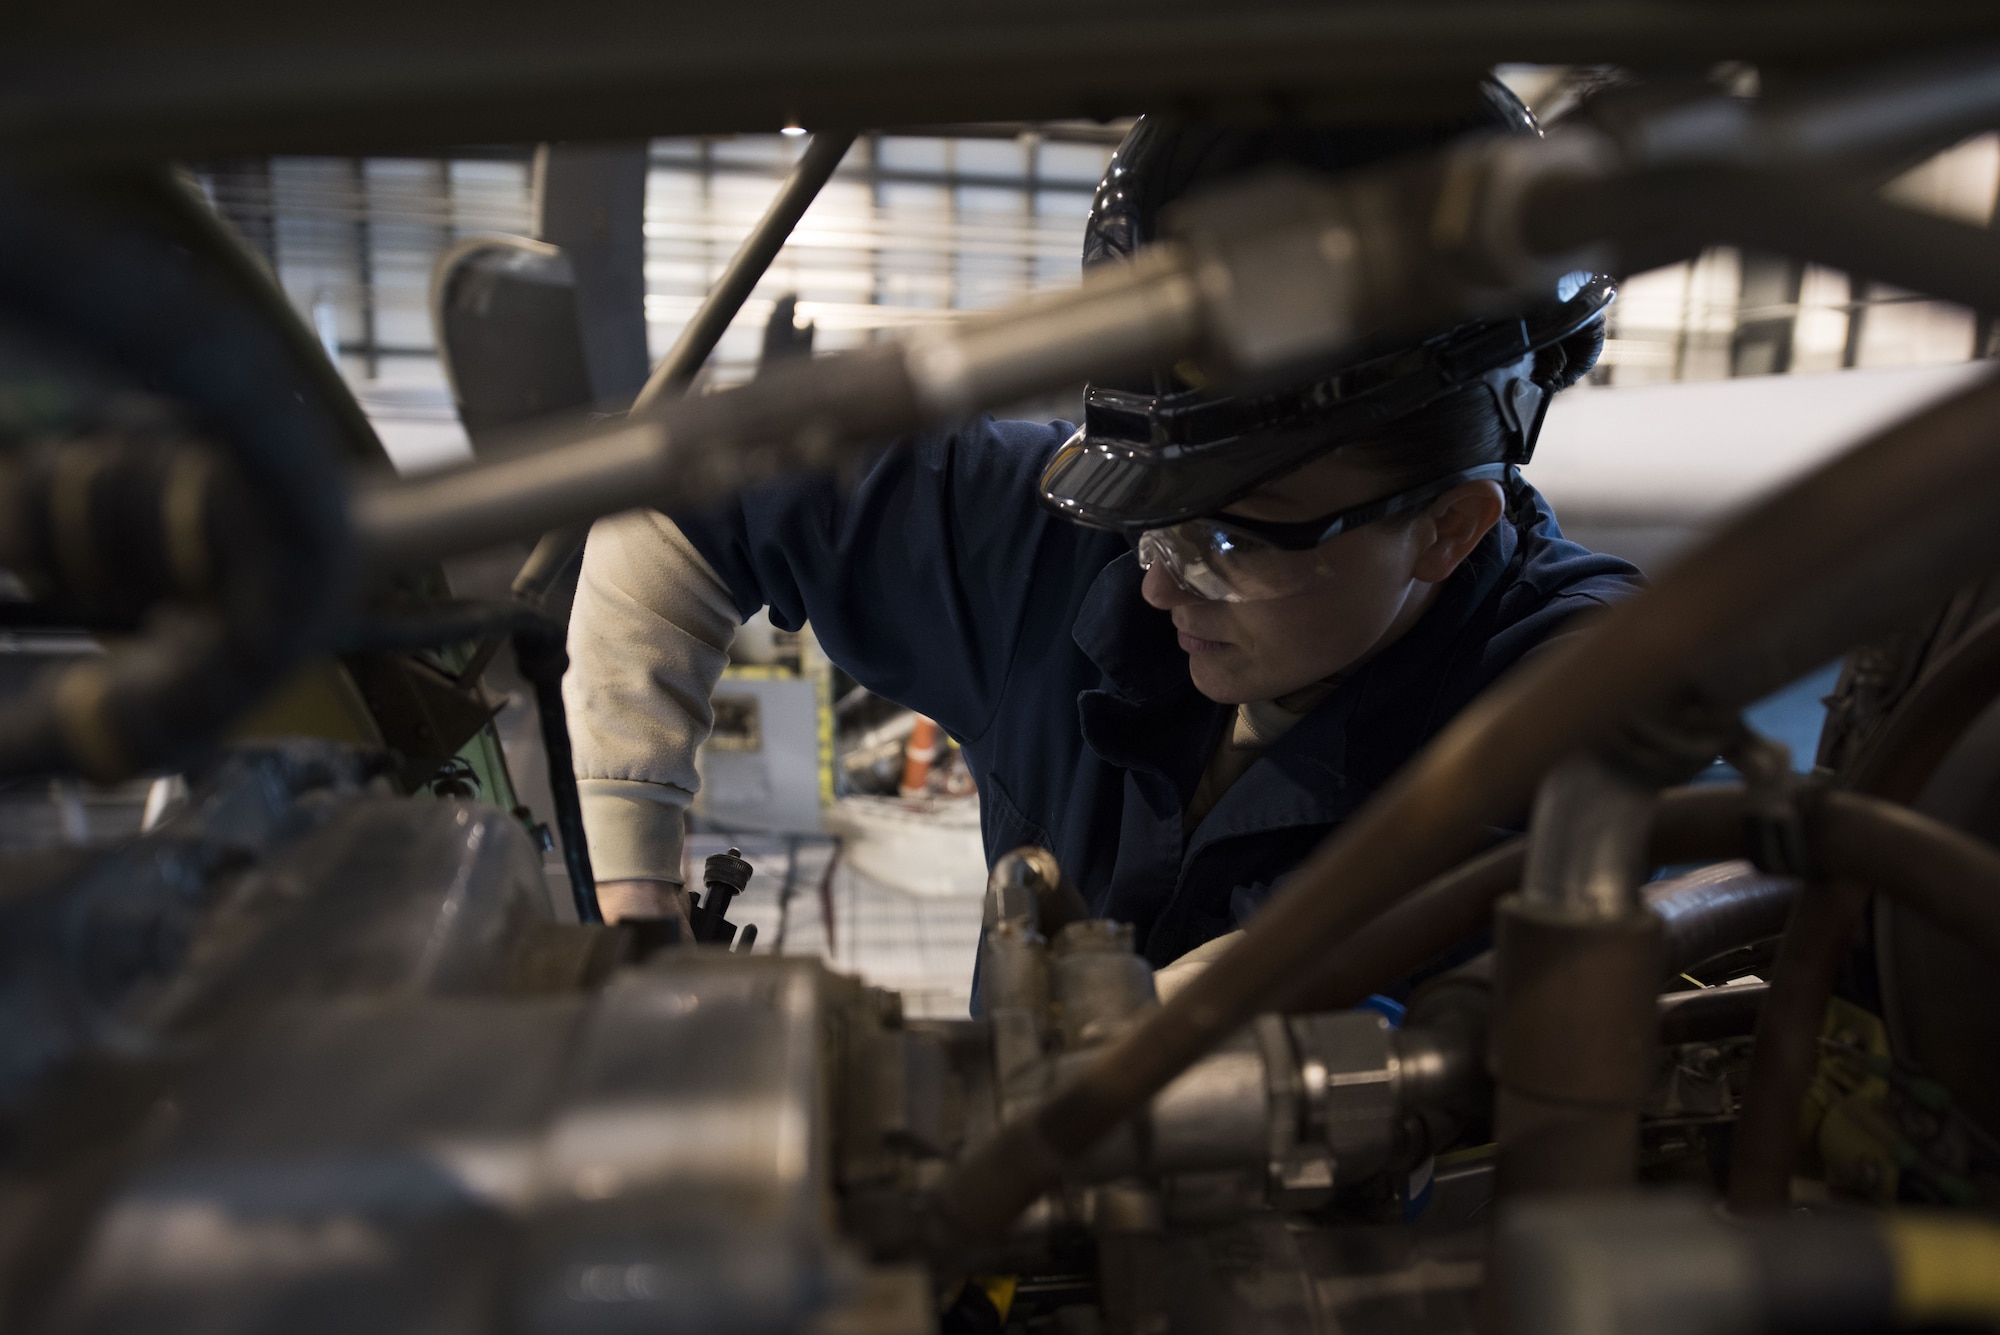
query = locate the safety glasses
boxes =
[1135,463,1512,603]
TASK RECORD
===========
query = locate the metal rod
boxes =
[512,625,602,923]
[634,129,856,411]
[508,130,857,608]
[361,120,2000,582]
[353,244,1201,572]
[1631,48,2000,170]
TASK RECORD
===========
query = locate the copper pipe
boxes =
[1282,783,1752,1015]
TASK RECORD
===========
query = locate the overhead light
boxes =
[781,122,807,137]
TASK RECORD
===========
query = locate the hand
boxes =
[596,878,693,937]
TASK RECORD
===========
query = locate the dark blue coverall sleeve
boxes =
[668,417,1098,746]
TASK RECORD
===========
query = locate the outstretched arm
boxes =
[565,417,1101,918]
[564,507,739,916]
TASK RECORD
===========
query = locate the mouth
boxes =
[1176,628,1233,656]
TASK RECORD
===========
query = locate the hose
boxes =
[0,166,356,781]
[1648,860,1800,982]
[1282,782,1753,1014]
[930,366,2000,1249]
[1657,981,1768,1045]
[1731,606,2000,1213]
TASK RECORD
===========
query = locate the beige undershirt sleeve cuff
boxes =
[576,777,693,885]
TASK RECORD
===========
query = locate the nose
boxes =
[1141,559,1201,610]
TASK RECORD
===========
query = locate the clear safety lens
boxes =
[1136,522,1340,603]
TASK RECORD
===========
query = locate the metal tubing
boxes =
[930,368,2000,1249]
[355,245,1201,572]
[359,123,2000,587]
[508,132,856,608]
[1493,905,1663,1194]
[1499,752,1667,1195]
[1730,883,1864,1213]
[1527,165,2000,323]
[1282,783,1752,1015]
[1810,790,2000,987]
[10,7,2000,162]
[1488,855,1800,1191]
[1036,792,1964,1197]
[510,521,592,605]
[634,131,856,412]
[1730,607,2000,1213]
[1657,981,1768,1045]
[353,341,918,571]
[1520,753,1659,917]
[1628,49,2000,170]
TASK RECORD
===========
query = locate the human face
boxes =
[1139,452,1504,704]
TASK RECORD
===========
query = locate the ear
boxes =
[1411,481,1505,584]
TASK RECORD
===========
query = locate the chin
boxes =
[1186,657,1261,706]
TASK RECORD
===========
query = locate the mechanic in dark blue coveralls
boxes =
[563,84,1644,997]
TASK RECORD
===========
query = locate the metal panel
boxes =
[38,957,835,1335]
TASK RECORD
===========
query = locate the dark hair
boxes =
[1339,384,1510,491]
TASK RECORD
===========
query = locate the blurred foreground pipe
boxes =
[1731,606,2000,1213]
[1494,752,1666,1195]
[354,242,1203,571]
[1499,1196,2000,1335]
[1811,789,2000,968]
[931,368,2000,1249]
[1648,861,1800,981]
